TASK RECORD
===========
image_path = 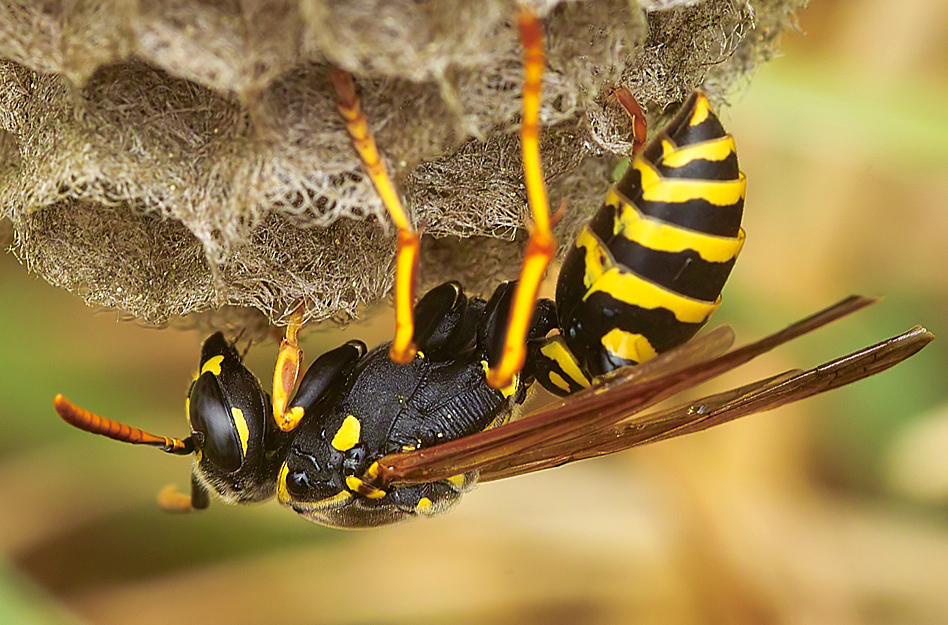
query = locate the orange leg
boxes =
[330,69,419,365]
[608,85,648,157]
[485,7,557,391]
[272,305,306,432]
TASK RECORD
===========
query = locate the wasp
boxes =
[55,9,932,528]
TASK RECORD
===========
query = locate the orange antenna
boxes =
[54,394,193,455]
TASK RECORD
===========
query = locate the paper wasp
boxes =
[55,9,932,528]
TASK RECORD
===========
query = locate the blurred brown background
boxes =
[2,0,948,623]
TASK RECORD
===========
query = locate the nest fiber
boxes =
[0,0,806,328]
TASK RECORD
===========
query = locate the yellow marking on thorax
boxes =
[600,329,658,364]
[346,475,387,499]
[185,397,191,428]
[688,94,711,126]
[539,337,590,389]
[634,160,746,206]
[416,497,433,514]
[614,201,745,263]
[201,355,224,376]
[231,407,249,457]
[480,361,519,399]
[277,464,354,509]
[659,135,736,168]
[363,461,381,482]
[331,415,361,451]
[586,268,720,324]
[307,490,352,509]
[447,474,467,489]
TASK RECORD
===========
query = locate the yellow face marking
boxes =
[659,135,736,168]
[539,337,590,388]
[586,268,720,324]
[230,407,250,457]
[345,475,387,499]
[185,396,191,428]
[600,329,658,364]
[200,355,224,376]
[614,202,745,263]
[331,415,361,452]
[634,160,746,206]
[480,361,519,399]
[416,497,433,514]
[688,93,711,126]
[548,371,572,393]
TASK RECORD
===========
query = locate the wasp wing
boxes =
[372,296,882,488]
[478,325,932,481]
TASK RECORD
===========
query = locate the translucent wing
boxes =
[478,325,932,482]
[370,296,899,488]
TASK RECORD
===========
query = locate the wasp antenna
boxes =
[54,394,193,455]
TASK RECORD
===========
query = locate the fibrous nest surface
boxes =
[0,0,806,330]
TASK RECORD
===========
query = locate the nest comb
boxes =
[0,0,807,332]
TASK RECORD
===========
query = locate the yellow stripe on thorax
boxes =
[613,200,745,263]
[585,268,720,323]
[658,135,736,168]
[634,160,746,206]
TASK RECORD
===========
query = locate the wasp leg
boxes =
[486,7,557,391]
[608,85,648,157]
[482,282,559,394]
[412,281,483,361]
[272,305,306,432]
[330,69,419,365]
[285,340,367,420]
[158,476,210,513]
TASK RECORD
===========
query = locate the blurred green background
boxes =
[2,0,948,623]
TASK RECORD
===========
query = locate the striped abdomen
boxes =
[553,92,746,382]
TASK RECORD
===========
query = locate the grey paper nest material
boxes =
[0,0,806,329]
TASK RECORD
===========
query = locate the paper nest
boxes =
[0,0,806,332]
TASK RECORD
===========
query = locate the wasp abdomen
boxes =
[554,92,746,380]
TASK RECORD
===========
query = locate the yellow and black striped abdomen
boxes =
[554,92,745,380]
